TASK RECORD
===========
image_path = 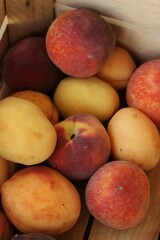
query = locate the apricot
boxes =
[96,46,136,91]
[12,90,59,125]
[107,107,160,170]
[1,166,81,235]
[0,97,57,165]
[53,76,119,122]
[46,8,116,77]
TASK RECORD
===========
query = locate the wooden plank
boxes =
[56,181,91,240]
[88,161,160,240]
[5,0,55,45]
[0,31,9,60]
[0,0,5,25]
[0,0,9,60]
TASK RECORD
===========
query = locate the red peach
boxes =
[85,161,150,230]
[1,37,65,95]
[48,113,111,180]
[46,8,116,78]
[126,58,160,127]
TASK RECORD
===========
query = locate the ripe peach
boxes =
[46,8,116,77]
[1,37,65,95]
[1,166,81,235]
[85,161,150,230]
[0,211,15,240]
[96,46,136,91]
[126,58,160,127]
[53,76,120,122]
[48,113,111,180]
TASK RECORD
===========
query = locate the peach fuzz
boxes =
[96,46,136,91]
[126,58,160,127]
[85,161,150,230]
[1,166,81,235]
[48,113,111,180]
[46,8,115,78]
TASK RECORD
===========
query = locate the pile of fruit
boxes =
[0,8,160,240]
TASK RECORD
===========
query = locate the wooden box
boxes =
[0,1,160,239]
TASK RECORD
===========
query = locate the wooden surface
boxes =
[0,0,8,59]
[5,0,55,45]
[0,1,160,240]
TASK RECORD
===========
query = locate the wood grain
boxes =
[0,0,9,60]
[0,0,5,25]
[88,162,160,240]
[5,0,55,45]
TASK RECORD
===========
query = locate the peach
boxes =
[1,37,65,95]
[0,211,15,240]
[126,58,160,127]
[48,113,111,180]
[1,166,81,235]
[107,107,160,170]
[85,161,150,230]
[53,76,120,122]
[46,8,116,78]
[11,90,59,125]
[96,46,136,91]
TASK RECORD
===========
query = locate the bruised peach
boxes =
[46,8,115,78]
